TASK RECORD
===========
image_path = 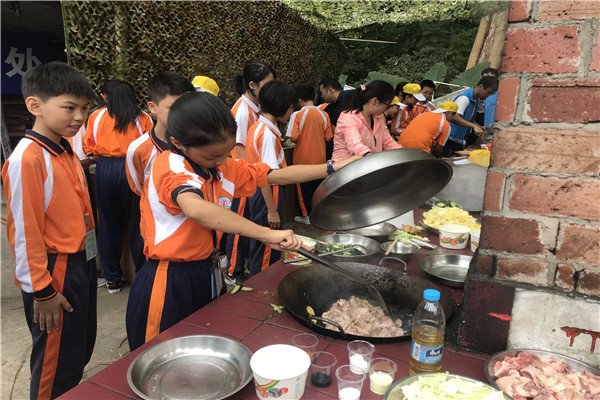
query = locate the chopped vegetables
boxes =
[423,207,481,230]
[398,373,505,400]
[230,285,253,294]
[270,304,285,313]
[324,243,357,256]
[434,199,461,208]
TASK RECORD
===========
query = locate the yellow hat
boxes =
[391,96,401,106]
[402,83,426,101]
[192,76,220,96]
[438,100,459,113]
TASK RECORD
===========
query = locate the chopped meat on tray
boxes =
[493,350,600,400]
[321,296,404,337]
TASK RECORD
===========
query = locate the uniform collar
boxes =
[25,129,73,156]
[171,148,220,181]
[241,94,260,114]
[150,128,170,153]
[258,116,282,137]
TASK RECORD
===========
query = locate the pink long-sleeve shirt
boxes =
[333,111,402,161]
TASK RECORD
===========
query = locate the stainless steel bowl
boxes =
[343,222,397,242]
[127,335,253,400]
[311,149,453,231]
[384,373,512,400]
[484,349,600,390]
[419,254,472,288]
[314,234,380,258]
[380,241,420,261]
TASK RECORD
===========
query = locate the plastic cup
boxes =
[368,357,397,395]
[309,351,337,388]
[292,333,319,357]
[347,340,374,374]
[438,224,470,249]
[336,365,366,400]
[470,229,481,252]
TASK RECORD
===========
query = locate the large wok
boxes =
[277,259,453,343]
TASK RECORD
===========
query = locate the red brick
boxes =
[528,78,600,87]
[527,78,600,123]
[483,171,505,212]
[556,225,600,265]
[592,31,600,72]
[577,270,600,296]
[479,216,544,255]
[508,0,530,22]
[502,26,580,73]
[497,259,548,286]
[494,78,519,122]
[555,264,576,291]
[491,127,600,175]
[539,1,600,21]
[510,175,600,221]
[474,254,494,276]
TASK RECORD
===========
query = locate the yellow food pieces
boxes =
[423,207,481,230]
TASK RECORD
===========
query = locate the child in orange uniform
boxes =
[2,62,97,399]
[391,83,428,137]
[83,80,153,293]
[125,92,357,350]
[286,83,332,225]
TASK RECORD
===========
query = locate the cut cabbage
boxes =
[400,373,505,400]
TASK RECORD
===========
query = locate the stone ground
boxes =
[0,188,324,400]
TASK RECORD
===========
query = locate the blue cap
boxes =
[424,289,440,302]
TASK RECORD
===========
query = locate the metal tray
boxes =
[485,349,600,390]
[311,149,452,231]
[419,254,472,288]
[343,222,397,242]
[127,335,253,400]
[314,233,380,259]
[384,373,512,400]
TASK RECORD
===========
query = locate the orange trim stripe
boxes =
[145,261,169,343]
[261,186,278,271]
[37,254,67,400]
[227,198,247,275]
[296,183,308,217]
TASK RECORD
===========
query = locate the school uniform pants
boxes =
[95,156,145,282]
[248,185,286,277]
[225,197,250,276]
[126,258,226,351]
[441,140,464,158]
[296,178,322,217]
[23,251,97,400]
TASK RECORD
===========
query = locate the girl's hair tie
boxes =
[360,84,366,91]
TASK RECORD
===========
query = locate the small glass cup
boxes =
[368,357,398,395]
[309,351,337,388]
[292,333,319,357]
[347,340,374,374]
[336,364,366,400]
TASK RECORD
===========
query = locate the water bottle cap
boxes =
[423,289,440,302]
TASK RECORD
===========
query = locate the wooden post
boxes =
[466,15,490,70]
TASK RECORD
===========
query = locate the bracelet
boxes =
[326,159,335,175]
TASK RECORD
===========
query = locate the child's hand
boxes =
[262,229,301,252]
[33,293,73,334]
[267,209,281,229]
[333,155,362,171]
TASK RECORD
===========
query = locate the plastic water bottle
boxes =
[409,289,445,375]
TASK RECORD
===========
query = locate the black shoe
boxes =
[107,280,122,294]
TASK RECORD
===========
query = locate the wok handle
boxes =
[379,257,407,272]
[307,315,346,335]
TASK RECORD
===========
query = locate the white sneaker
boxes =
[97,277,107,287]
[294,216,310,225]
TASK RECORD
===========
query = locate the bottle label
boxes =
[410,340,443,363]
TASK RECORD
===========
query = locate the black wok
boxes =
[277,260,453,343]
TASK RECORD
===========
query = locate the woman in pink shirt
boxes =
[333,80,402,161]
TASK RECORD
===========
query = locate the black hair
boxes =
[147,72,195,103]
[347,80,395,113]
[420,79,436,90]
[101,80,145,134]
[258,80,298,118]
[296,84,315,102]
[395,82,408,96]
[319,77,343,92]
[166,91,237,149]
[481,67,500,78]
[21,61,95,102]
[234,60,276,96]
[477,76,499,92]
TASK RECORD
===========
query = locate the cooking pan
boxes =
[277,255,453,343]
[342,222,397,242]
[314,233,380,259]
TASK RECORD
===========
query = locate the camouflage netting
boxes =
[61,0,347,107]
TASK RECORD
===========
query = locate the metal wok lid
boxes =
[311,149,453,231]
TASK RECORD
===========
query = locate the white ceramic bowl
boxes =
[283,235,316,265]
[470,229,481,252]
[250,344,311,399]
[438,224,470,249]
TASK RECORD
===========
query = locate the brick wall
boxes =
[460,0,600,359]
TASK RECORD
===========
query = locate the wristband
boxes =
[326,159,335,175]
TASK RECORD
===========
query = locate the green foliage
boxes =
[451,62,492,86]
[338,74,349,87]
[364,71,407,88]
[423,62,448,82]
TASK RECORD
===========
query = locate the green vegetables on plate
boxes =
[434,199,461,208]
[324,243,357,256]
[397,373,505,400]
